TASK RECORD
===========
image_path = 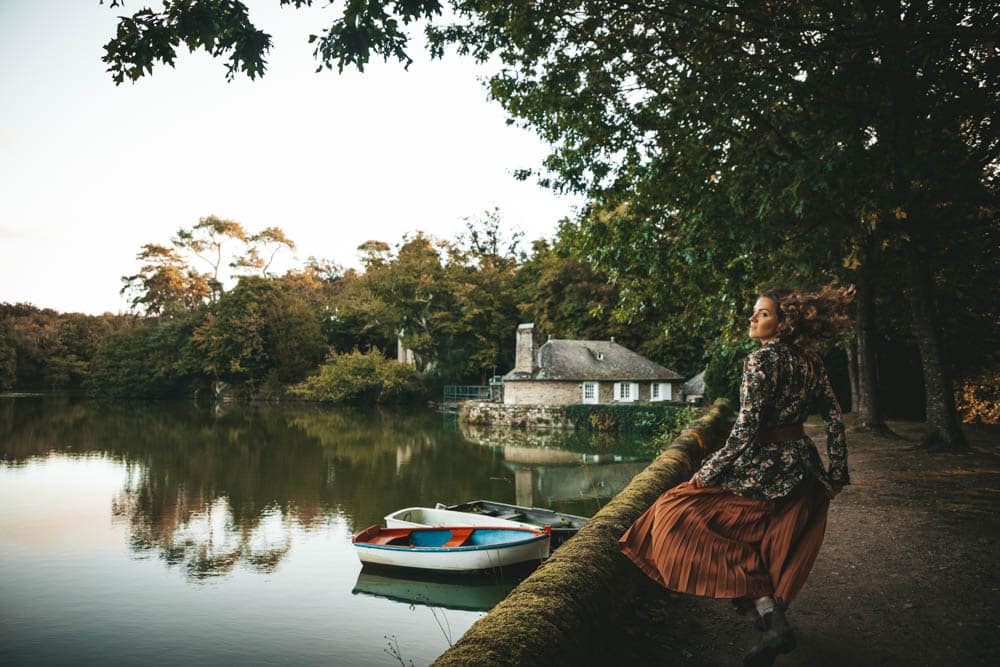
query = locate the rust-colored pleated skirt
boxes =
[619,476,829,608]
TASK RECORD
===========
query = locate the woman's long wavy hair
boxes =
[759,283,855,348]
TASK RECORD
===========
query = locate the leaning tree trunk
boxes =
[905,233,967,450]
[853,234,893,435]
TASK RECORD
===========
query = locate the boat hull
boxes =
[352,525,550,573]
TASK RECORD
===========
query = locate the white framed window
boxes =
[582,382,598,404]
[651,382,673,402]
[614,382,638,403]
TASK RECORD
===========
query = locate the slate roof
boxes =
[503,339,684,382]
[684,370,706,396]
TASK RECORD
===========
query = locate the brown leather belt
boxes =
[758,423,806,443]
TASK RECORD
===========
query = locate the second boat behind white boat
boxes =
[385,506,535,531]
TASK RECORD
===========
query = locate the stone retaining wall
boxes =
[459,401,572,430]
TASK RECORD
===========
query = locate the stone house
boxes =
[502,323,686,406]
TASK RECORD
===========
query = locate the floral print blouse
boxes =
[695,340,850,500]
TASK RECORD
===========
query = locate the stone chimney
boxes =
[515,323,538,374]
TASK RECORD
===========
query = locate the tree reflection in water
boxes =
[112,483,292,579]
[0,397,514,579]
[1,397,650,580]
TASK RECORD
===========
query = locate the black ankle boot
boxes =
[743,607,796,667]
[731,598,766,631]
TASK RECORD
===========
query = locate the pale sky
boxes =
[0,1,581,315]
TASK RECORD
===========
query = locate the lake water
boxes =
[0,397,651,666]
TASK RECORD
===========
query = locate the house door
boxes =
[582,382,598,404]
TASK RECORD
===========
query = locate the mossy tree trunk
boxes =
[906,236,967,450]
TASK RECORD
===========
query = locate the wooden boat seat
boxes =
[369,533,407,546]
[497,512,525,521]
[442,527,475,548]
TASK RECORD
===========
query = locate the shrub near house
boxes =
[290,349,426,405]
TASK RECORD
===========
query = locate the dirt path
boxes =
[610,419,1000,666]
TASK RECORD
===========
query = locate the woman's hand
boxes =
[690,474,706,489]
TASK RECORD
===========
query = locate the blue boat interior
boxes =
[407,529,526,548]
[409,530,452,547]
[466,529,526,546]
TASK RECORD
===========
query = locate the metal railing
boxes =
[443,385,493,404]
[441,379,504,412]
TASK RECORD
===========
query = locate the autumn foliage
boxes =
[954,370,1000,425]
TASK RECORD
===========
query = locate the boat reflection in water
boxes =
[352,566,530,612]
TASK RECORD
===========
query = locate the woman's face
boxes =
[749,296,779,343]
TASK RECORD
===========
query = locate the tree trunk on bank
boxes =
[905,235,967,450]
[853,234,893,435]
[846,340,859,412]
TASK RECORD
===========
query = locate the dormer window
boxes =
[596,351,604,360]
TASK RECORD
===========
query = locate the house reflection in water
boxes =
[459,423,650,513]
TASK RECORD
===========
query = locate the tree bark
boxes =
[905,235,967,450]
[846,338,859,413]
[853,233,893,434]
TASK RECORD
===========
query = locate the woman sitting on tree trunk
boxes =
[620,283,854,667]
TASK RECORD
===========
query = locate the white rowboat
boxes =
[352,525,550,572]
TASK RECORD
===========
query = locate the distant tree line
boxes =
[2,211,693,402]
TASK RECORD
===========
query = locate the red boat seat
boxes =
[442,527,475,548]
